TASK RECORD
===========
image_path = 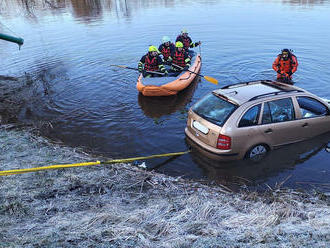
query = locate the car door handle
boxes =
[264,128,273,134]
[302,123,308,127]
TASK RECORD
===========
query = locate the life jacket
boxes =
[144,54,159,71]
[172,49,186,67]
[160,45,171,60]
[178,35,191,49]
[275,53,298,73]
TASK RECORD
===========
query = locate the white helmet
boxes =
[162,36,171,43]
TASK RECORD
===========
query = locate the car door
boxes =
[295,96,330,138]
[233,104,263,152]
[259,97,307,147]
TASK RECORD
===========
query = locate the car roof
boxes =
[213,80,305,105]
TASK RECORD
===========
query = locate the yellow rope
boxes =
[102,151,190,164]
[0,161,101,176]
[0,151,190,176]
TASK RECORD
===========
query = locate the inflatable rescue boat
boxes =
[137,54,201,96]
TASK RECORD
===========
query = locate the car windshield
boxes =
[192,93,237,126]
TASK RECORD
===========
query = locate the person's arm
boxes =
[189,37,201,48]
[158,45,163,55]
[168,49,175,63]
[291,55,298,74]
[157,56,167,74]
[272,56,281,73]
[188,37,194,48]
[138,55,146,72]
[170,43,175,51]
[183,52,191,70]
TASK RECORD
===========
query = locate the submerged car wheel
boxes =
[246,144,268,162]
[326,142,330,153]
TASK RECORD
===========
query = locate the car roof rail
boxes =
[248,89,303,101]
[221,80,275,89]
[260,80,299,91]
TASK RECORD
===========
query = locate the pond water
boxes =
[1,0,330,191]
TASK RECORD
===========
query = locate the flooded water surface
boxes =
[1,0,330,191]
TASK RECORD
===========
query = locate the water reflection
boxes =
[44,0,67,9]
[187,131,330,191]
[71,0,103,21]
[138,78,199,118]
[0,0,175,20]
[282,0,328,6]
[1,0,328,23]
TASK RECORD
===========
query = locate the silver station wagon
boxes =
[185,80,330,161]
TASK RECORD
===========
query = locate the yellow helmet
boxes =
[181,28,188,34]
[148,45,158,52]
[175,41,183,48]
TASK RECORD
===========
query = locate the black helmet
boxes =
[281,49,291,59]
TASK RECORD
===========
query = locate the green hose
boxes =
[0,33,24,47]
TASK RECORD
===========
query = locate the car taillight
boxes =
[217,134,231,150]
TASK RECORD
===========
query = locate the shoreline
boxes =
[1,127,329,247]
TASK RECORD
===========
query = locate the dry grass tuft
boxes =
[0,199,29,216]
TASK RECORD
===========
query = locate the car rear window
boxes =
[192,93,237,126]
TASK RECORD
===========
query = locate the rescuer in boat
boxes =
[176,29,201,56]
[138,46,168,78]
[272,49,298,84]
[158,36,175,64]
[167,41,191,75]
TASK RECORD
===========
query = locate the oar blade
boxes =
[204,76,218,85]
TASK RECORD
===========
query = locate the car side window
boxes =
[238,104,261,127]
[297,96,329,118]
[262,98,295,124]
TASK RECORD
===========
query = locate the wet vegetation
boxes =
[0,74,52,128]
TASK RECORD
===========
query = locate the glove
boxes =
[195,41,201,47]
[277,69,281,74]
[183,66,189,71]
[164,70,168,76]
[287,71,293,76]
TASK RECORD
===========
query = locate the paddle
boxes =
[110,65,165,76]
[171,63,218,85]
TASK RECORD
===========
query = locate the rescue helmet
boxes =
[162,36,171,43]
[175,41,184,48]
[181,28,188,34]
[148,45,158,52]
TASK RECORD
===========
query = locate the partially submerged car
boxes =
[185,80,330,161]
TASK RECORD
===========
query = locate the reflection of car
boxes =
[185,80,330,161]
[186,131,330,191]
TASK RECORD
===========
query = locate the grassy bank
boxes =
[1,127,329,247]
